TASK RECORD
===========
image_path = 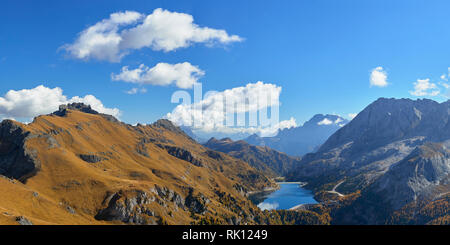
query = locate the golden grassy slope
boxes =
[0,109,275,225]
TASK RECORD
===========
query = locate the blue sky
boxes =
[0,0,449,128]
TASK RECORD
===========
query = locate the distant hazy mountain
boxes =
[204,137,301,177]
[179,126,253,143]
[288,98,450,224]
[245,114,348,156]
[179,126,207,143]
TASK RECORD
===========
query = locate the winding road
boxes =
[327,180,345,197]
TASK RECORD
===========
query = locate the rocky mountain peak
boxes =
[205,137,219,144]
[303,114,346,127]
[51,103,120,123]
[318,98,450,153]
[220,137,233,143]
[151,119,189,137]
[53,103,99,116]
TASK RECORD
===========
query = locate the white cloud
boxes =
[348,113,357,119]
[370,66,388,87]
[409,78,440,96]
[125,87,147,94]
[112,62,204,89]
[257,202,279,211]
[61,11,143,62]
[120,8,243,52]
[62,8,243,62]
[166,81,289,136]
[0,85,120,120]
[278,117,297,130]
[317,118,333,125]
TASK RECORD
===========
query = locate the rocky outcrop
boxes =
[15,216,33,225]
[152,185,185,210]
[52,103,119,123]
[95,190,158,225]
[135,138,150,157]
[53,103,99,116]
[157,144,203,167]
[205,150,224,160]
[152,119,188,136]
[0,120,40,182]
[185,188,209,214]
[95,186,186,224]
[78,154,107,163]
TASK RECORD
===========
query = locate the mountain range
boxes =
[0,103,328,225]
[1,98,449,225]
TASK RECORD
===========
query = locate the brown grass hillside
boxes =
[0,104,277,225]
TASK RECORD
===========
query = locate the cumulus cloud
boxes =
[277,117,297,130]
[166,81,291,136]
[317,118,333,125]
[112,62,205,89]
[257,202,279,211]
[62,8,243,62]
[409,78,440,96]
[61,11,143,62]
[0,85,120,120]
[370,66,388,87]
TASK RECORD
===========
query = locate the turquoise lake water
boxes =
[255,183,318,210]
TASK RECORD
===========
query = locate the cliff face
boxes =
[0,103,276,225]
[370,142,450,210]
[0,120,40,182]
